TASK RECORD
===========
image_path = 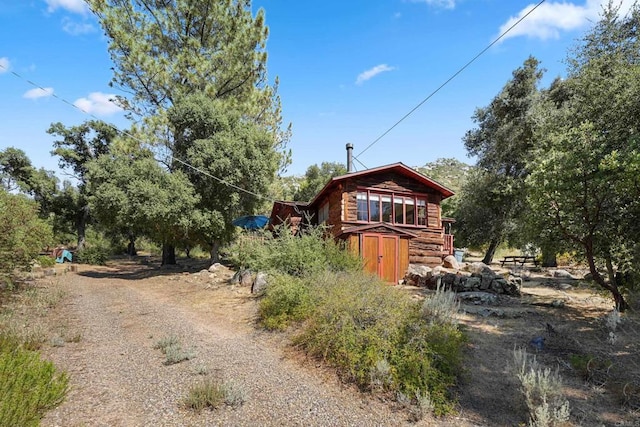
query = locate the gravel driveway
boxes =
[41,262,411,427]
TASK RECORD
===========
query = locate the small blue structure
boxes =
[232,215,269,230]
[530,336,545,351]
[56,249,73,264]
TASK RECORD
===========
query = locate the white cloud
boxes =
[73,92,123,116]
[356,64,396,85]
[410,0,456,9]
[62,18,96,35]
[23,87,54,99]
[0,57,9,73]
[498,0,637,42]
[45,0,89,14]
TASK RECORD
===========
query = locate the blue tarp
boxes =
[56,249,72,264]
[232,215,269,230]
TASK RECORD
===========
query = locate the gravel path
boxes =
[41,264,412,426]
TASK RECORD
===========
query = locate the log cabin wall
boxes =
[338,172,447,266]
[315,184,345,237]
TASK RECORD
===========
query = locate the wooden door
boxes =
[380,235,397,282]
[362,234,380,276]
[361,234,398,283]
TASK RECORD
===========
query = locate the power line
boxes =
[354,0,547,161]
[0,60,275,202]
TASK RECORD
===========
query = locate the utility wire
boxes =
[354,0,547,161]
[0,60,275,202]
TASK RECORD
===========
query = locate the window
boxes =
[357,190,427,226]
[369,194,380,222]
[357,193,368,221]
[417,199,427,226]
[394,196,404,224]
[318,202,329,224]
[381,195,392,222]
[405,198,415,225]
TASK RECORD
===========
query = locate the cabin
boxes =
[269,151,455,283]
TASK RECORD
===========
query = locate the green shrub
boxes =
[0,191,53,283]
[226,225,361,277]
[0,332,69,427]
[35,255,56,268]
[293,271,466,415]
[76,245,109,265]
[258,274,312,330]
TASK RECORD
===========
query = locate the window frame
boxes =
[355,189,428,227]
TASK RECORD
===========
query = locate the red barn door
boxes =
[361,234,398,283]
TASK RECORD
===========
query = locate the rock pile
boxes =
[404,261,521,297]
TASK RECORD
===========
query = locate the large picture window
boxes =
[357,191,427,226]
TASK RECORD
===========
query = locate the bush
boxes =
[258,274,312,330]
[0,191,53,284]
[0,333,69,427]
[233,224,466,415]
[422,284,461,326]
[513,347,570,427]
[35,255,56,268]
[153,334,195,365]
[293,271,466,415]
[76,245,109,265]
[226,225,362,277]
[183,378,246,411]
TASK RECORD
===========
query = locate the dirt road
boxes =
[41,262,409,427]
[39,260,638,427]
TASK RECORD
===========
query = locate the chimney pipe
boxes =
[346,143,353,173]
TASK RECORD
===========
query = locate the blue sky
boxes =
[0,0,635,178]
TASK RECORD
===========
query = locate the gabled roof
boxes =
[309,162,455,206]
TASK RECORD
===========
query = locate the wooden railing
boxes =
[443,234,454,255]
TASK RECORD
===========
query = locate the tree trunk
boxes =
[584,242,628,312]
[482,238,500,265]
[541,248,557,268]
[210,241,220,264]
[127,234,137,256]
[76,205,89,250]
[162,243,176,266]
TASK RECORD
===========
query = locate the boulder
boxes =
[251,272,268,294]
[479,273,493,290]
[464,276,481,290]
[404,264,432,287]
[208,263,223,272]
[431,266,446,276]
[490,278,508,294]
[441,273,457,290]
[466,262,494,275]
[240,270,254,287]
[230,269,253,286]
[550,269,578,280]
[443,255,460,270]
[457,291,499,305]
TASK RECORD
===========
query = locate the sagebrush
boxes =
[513,347,570,427]
[153,334,195,365]
[183,378,246,411]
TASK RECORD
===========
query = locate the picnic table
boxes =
[500,255,538,267]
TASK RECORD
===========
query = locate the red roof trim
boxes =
[309,162,454,206]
